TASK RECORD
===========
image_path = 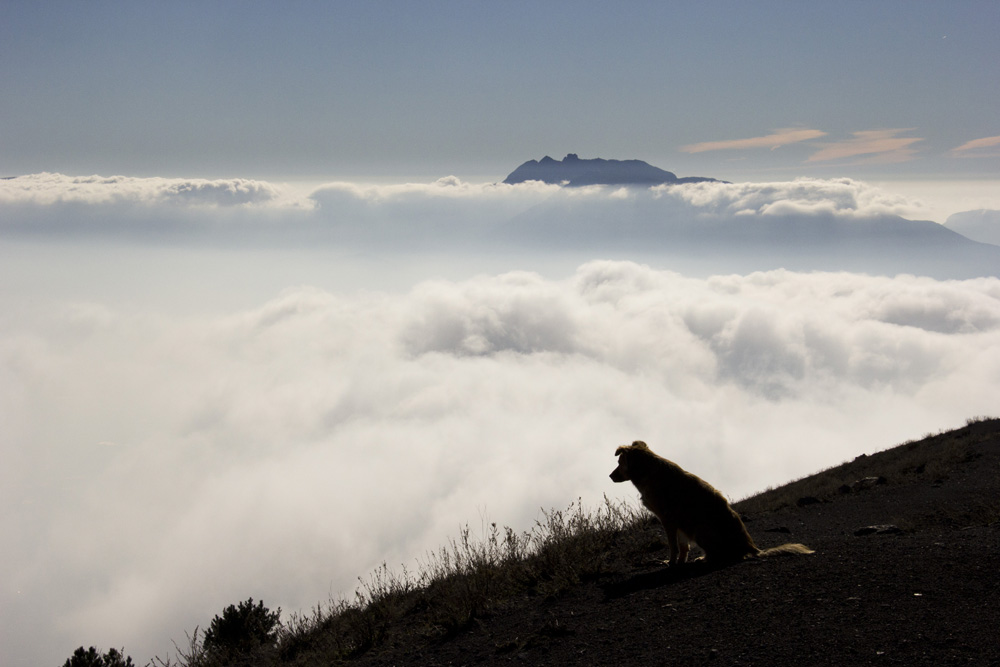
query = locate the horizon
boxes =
[2,2,999,184]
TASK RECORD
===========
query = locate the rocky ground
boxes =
[350,420,1000,666]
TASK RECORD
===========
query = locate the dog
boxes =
[610,441,813,565]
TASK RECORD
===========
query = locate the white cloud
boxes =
[309,175,929,223]
[657,177,927,219]
[0,172,308,208]
[1,172,931,230]
[3,260,999,665]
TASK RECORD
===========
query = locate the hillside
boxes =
[341,418,1000,666]
[148,418,1000,666]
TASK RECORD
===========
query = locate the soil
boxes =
[350,421,1000,666]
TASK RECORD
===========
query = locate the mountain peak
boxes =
[503,154,720,187]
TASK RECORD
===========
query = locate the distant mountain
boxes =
[498,196,1000,279]
[944,209,1000,246]
[503,153,721,187]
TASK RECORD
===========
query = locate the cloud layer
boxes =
[0,172,296,207]
[3,260,999,665]
[1,172,937,240]
[9,171,1000,286]
[1,171,931,219]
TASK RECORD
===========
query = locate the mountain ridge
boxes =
[502,153,722,186]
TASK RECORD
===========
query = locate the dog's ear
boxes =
[614,446,627,457]
[631,440,649,450]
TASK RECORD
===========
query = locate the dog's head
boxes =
[609,441,650,483]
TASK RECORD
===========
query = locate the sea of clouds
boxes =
[0,171,932,241]
[2,174,999,665]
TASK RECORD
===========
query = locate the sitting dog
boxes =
[611,441,813,565]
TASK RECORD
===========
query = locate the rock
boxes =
[854,524,903,536]
[851,476,887,491]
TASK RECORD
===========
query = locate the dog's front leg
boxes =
[665,526,688,566]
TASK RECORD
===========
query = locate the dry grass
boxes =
[273,496,653,664]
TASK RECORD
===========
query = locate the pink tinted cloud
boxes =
[950,135,1000,158]
[806,129,923,164]
[680,128,827,153]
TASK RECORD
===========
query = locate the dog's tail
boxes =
[757,543,814,557]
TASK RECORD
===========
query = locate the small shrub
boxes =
[199,598,280,666]
[62,646,134,667]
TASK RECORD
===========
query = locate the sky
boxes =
[2,3,1000,666]
[2,1,999,184]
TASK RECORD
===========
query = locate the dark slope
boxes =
[347,419,1000,666]
[502,154,720,187]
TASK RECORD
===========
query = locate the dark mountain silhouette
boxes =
[503,153,721,187]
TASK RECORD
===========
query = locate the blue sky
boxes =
[2,1,998,182]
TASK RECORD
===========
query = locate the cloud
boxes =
[0,172,308,208]
[950,135,1000,158]
[306,177,561,241]
[679,128,927,165]
[303,176,947,270]
[0,172,933,240]
[806,129,923,164]
[2,172,928,224]
[656,177,925,218]
[680,128,828,153]
[8,172,998,279]
[3,259,1000,664]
